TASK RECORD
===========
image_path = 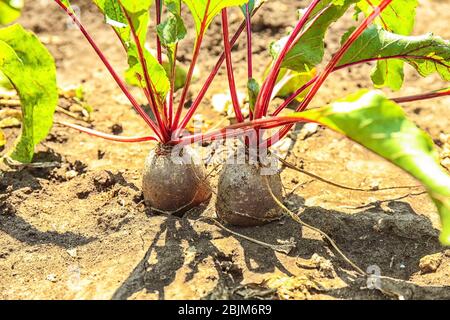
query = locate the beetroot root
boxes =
[216,153,283,226]
[142,144,212,214]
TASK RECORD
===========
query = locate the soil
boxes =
[1,0,450,300]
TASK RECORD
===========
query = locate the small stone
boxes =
[46,274,57,282]
[93,170,115,188]
[419,253,442,274]
[368,180,380,191]
[311,253,335,278]
[211,91,246,117]
[212,93,232,114]
[297,253,335,278]
[111,123,123,135]
[97,149,106,160]
[299,123,319,140]
[272,138,293,159]
[66,248,77,258]
[65,170,78,180]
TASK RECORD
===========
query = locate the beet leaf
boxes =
[340,25,450,90]
[0,24,58,163]
[270,0,358,73]
[182,0,249,36]
[355,0,418,36]
[287,90,450,245]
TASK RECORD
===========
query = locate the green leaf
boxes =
[182,0,249,36]
[162,61,188,91]
[104,0,128,29]
[247,77,260,113]
[271,0,358,73]
[273,68,315,102]
[289,90,450,245]
[156,11,186,48]
[164,0,181,15]
[120,0,153,12]
[0,0,23,25]
[354,0,418,90]
[157,1,187,92]
[355,0,418,36]
[125,46,170,100]
[0,70,13,89]
[92,0,105,9]
[371,60,404,91]
[339,25,450,90]
[0,24,58,163]
[239,0,255,16]
[100,0,169,100]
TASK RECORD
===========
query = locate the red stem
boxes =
[266,0,393,148]
[253,0,322,120]
[271,53,447,116]
[156,0,168,122]
[168,44,179,127]
[178,22,246,130]
[245,3,253,80]
[54,0,164,141]
[174,84,450,146]
[298,0,393,112]
[172,0,211,130]
[245,3,254,120]
[392,88,450,103]
[122,6,170,142]
[59,121,156,143]
[171,116,310,145]
[271,78,316,116]
[221,9,244,123]
[156,0,163,64]
[178,6,262,130]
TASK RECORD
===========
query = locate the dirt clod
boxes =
[93,170,116,190]
[111,123,123,135]
[419,253,443,274]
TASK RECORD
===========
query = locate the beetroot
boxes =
[142,144,212,214]
[216,151,283,226]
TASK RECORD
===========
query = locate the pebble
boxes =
[311,254,335,278]
[66,248,78,258]
[419,253,442,274]
[299,123,319,140]
[65,170,78,180]
[367,179,380,191]
[211,91,247,117]
[272,137,293,159]
[93,170,115,188]
[111,123,123,135]
[46,274,57,283]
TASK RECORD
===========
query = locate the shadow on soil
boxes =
[112,206,297,300]
[112,193,448,300]
[0,212,96,248]
[0,151,63,193]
